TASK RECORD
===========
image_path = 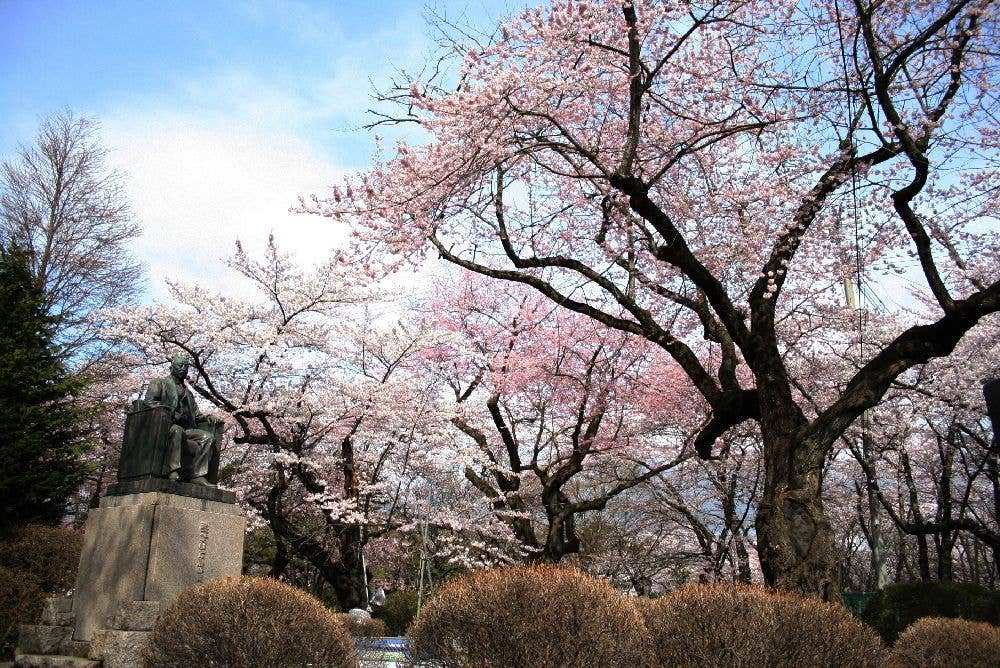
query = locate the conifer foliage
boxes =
[0,244,88,531]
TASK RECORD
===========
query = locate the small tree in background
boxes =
[0,243,89,532]
[0,109,142,363]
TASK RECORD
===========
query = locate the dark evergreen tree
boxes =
[0,243,89,532]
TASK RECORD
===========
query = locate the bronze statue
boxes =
[116,355,223,487]
[144,355,221,485]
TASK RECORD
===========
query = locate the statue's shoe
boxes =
[191,476,217,487]
[167,471,180,481]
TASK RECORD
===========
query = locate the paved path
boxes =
[355,637,416,667]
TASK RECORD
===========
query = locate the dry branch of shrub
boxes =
[640,582,883,667]
[145,576,357,668]
[408,564,650,668]
[884,616,1000,668]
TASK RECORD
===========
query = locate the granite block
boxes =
[106,601,160,632]
[56,641,90,659]
[38,613,73,629]
[99,489,241,515]
[13,654,98,668]
[71,504,155,641]
[89,630,150,668]
[41,598,72,617]
[16,626,72,655]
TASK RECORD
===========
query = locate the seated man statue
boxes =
[145,354,221,486]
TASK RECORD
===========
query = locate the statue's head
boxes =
[169,354,190,381]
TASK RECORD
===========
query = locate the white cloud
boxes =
[88,1,513,305]
[103,111,349,303]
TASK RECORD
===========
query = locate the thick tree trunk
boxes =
[916,534,932,580]
[754,433,840,601]
[735,535,753,584]
[936,534,956,580]
[268,538,290,578]
[533,507,580,563]
[256,478,369,611]
[330,527,368,611]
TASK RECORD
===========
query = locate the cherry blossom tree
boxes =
[104,238,454,610]
[305,0,1000,597]
[66,355,156,523]
[842,316,1000,584]
[425,275,691,562]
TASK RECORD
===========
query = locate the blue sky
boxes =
[0,0,528,297]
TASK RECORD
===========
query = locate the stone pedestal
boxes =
[71,491,245,642]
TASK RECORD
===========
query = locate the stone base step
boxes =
[57,641,91,659]
[16,626,72,656]
[13,655,99,668]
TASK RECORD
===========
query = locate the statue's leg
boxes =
[184,429,215,485]
[166,425,185,480]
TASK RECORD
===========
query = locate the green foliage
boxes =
[860,580,1000,645]
[0,525,82,660]
[0,244,90,531]
[640,583,884,668]
[145,576,358,667]
[408,564,650,667]
[884,617,1000,667]
[380,590,419,636]
[842,591,871,617]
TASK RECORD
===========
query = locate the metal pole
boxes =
[416,521,432,614]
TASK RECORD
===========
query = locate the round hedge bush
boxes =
[407,564,649,667]
[640,583,883,668]
[145,577,358,667]
[860,580,1000,645]
[884,617,1000,668]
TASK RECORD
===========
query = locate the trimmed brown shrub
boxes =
[0,566,43,660]
[0,525,81,660]
[145,576,358,667]
[407,564,650,667]
[883,617,1000,668]
[333,613,388,637]
[0,524,82,592]
[641,583,884,668]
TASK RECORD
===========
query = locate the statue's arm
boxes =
[190,392,221,428]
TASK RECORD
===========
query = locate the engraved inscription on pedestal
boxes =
[196,521,209,581]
